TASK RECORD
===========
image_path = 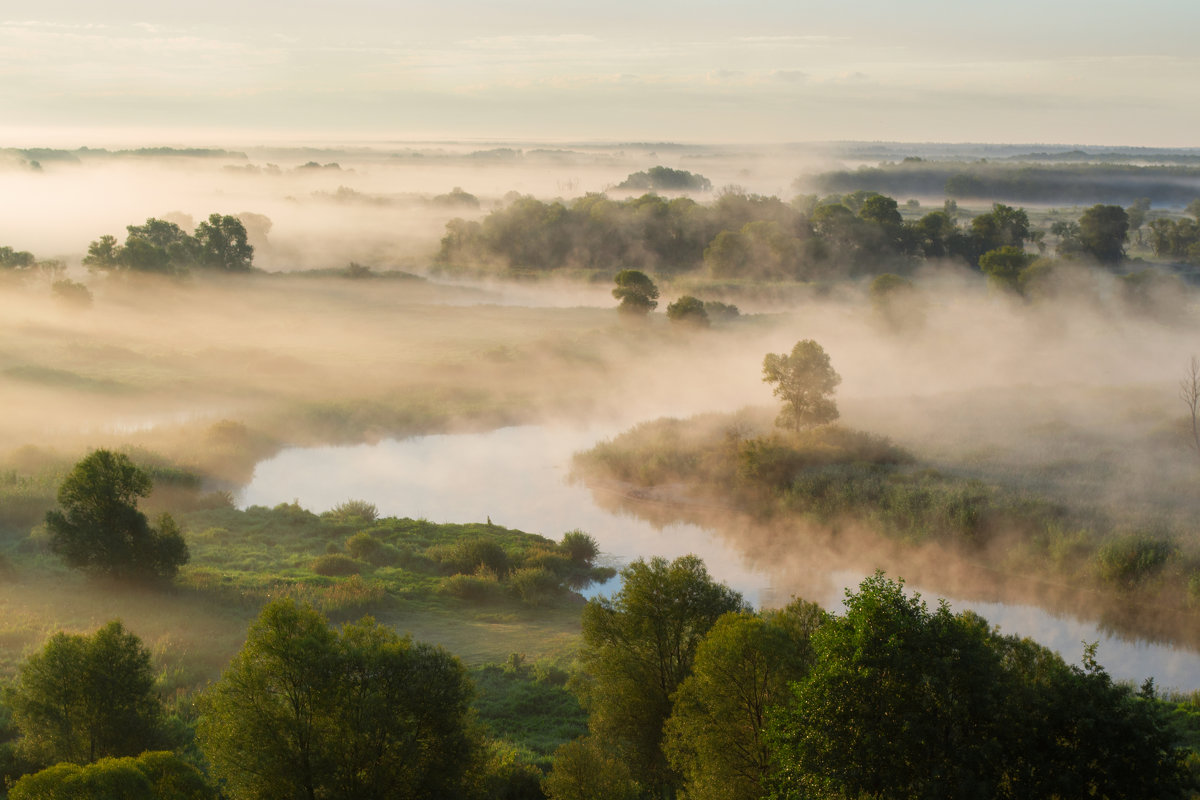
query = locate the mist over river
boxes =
[240,423,1200,691]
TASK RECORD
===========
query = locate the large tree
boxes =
[198,599,477,800]
[664,602,823,800]
[7,621,165,767]
[1078,203,1129,265]
[193,213,254,271]
[45,450,188,581]
[761,340,841,431]
[576,555,747,797]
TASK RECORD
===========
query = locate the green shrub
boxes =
[509,567,563,606]
[311,553,362,577]
[1096,534,1176,588]
[440,570,505,602]
[327,499,378,523]
[559,530,600,564]
[345,532,401,566]
[432,537,511,577]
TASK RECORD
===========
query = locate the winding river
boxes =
[239,423,1200,691]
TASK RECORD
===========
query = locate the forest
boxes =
[2,141,1200,798]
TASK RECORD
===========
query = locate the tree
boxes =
[198,599,477,800]
[44,450,188,581]
[979,246,1033,293]
[1181,356,1200,457]
[193,213,254,271]
[576,555,747,797]
[542,737,640,800]
[664,602,823,800]
[1077,204,1129,265]
[8,751,213,800]
[665,295,709,326]
[612,269,659,314]
[761,340,841,431]
[7,621,165,766]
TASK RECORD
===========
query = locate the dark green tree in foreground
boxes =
[7,620,165,767]
[198,599,477,800]
[575,555,747,797]
[768,573,1189,800]
[7,751,212,800]
[612,269,659,314]
[45,450,188,581]
[762,340,841,431]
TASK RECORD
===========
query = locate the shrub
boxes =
[560,530,600,564]
[440,571,505,603]
[327,499,378,523]
[509,567,563,606]
[434,537,511,578]
[1095,534,1176,588]
[311,553,362,577]
[345,532,401,566]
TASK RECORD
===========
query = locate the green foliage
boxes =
[193,213,254,271]
[433,536,512,577]
[559,530,599,564]
[664,603,823,800]
[472,661,587,763]
[1078,203,1130,264]
[542,737,640,800]
[327,498,379,523]
[8,751,214,800]
[617,166,712,192]
[44,450,188,581]
[762,340,841,431]
[979,245,1033,293]
[311,552,363,576]
[665,294,709,326]
[344,531,402,566]
[767,573,1191,800]
[577,555,747,796]
[1095,534,1177,588]
[611,269,659,314]
[198,600,477,800]
[0,246,36,269]
[7,620,165,766]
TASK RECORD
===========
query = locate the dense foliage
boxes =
[44,449,189,581]
[84,213,253,274]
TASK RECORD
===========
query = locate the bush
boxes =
[509,567,563,606]
[560,530,600,564]
[433,537,511,578]
[326,499,378,523]
[311,553,362,577]
[440,571,505,602]
[1095,534,1176,588]
[345,532,401,566]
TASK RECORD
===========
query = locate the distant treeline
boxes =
[2,147,248,164]
[812,161,1200,206]
[435,190,1039,279]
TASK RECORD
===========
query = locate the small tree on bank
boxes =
[762,340,841,431]
[45,450,188,581]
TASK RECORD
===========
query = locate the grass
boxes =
[574,409,1200,621]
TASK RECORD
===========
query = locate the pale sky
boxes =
[3,0,1199,146]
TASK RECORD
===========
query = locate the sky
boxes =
[3,0,1200,147]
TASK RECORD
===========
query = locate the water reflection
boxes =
[240,424,1200,690]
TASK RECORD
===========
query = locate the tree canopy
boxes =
[7,620,165,767]
[576,555,747,796]
[198,599,478,800]
[762,340,841,431]
[44,449,188,581]
[612,269,659,315]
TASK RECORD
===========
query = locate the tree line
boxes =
[435,188,1177,282]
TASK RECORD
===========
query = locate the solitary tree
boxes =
[612,269,659,314]
[8,621,165,766]
[44,450,188,581]
[762,340,841,431]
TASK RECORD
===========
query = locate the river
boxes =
[239,423,1200,691]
